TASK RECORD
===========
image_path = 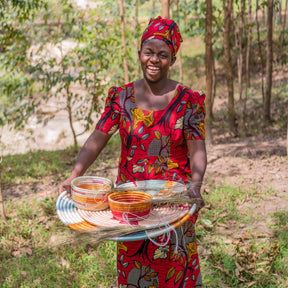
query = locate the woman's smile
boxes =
[139,38,176,83]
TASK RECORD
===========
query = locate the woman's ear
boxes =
[170,56,176,66]
[138,50,141,60]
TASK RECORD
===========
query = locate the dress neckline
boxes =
[131,81,182,113]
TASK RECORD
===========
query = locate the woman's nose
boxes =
[150,53,159,62]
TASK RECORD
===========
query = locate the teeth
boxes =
[148,66,159,71]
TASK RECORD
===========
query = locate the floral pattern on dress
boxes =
[95,82,205,287]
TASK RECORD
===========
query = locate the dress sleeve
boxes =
[184,90,206,140]
[95,87,121,135]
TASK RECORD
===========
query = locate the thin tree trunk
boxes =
[280,0,288,55]
[205,0,213,145]
[66,86,78,151]
[0,157,7,221]
[152,0,156,17]
[134,0,140,79]
[235,1,243,100]
[256,0,265,102]
[176,0,183,82]
[279,0,282,24]
[264,0,273,122]
[224,0,237,134]
[119,0,129,84]
[211,49,217,115]
[246,0,252,90]
[162,0,170,18]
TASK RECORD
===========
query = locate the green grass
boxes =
[2,133,121,185]
[1,173,288,287]
[0,196,117,288]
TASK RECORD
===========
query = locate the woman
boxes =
[59,16,207,288]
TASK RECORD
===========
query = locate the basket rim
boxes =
[108,191,153,205]
[71,176,113,194]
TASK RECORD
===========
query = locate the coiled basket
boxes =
[71,176,113,211]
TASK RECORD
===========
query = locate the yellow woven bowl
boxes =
[71,176,113,211]
[108,191,153,221]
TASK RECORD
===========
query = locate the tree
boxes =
[264,0,274,122]
[223,0,237,134]
[205,0,213,144]
[0,157,7,221]
[119,0,129,84]
[162,0,170,18]
[256,0,265,101]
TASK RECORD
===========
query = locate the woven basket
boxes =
[71,176,113,211]
[108,191,153,221]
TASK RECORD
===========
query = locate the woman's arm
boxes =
[58,129,112,196]
[187,139,207,212]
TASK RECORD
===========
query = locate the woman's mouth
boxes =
[147,66,160,74]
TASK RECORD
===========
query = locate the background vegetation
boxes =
[0,0,287,287]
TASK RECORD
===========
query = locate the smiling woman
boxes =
[59,16,206,288]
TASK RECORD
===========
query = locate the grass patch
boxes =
[2,133,121,185]
[198,185,288,287]
[0,196,117,288]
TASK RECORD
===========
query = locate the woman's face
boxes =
[139,39,176,83]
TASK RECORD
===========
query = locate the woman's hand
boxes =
[58,175,76,197]
[187,187,205,213]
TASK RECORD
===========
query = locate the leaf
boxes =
[148,164,154,174]
[134,260,142,270]
[138,125,144,134]
[154,130,161,139]
[158,156,165,163]
[120,173,126,183]
[142,133,149,140]
[145,266,151,274]
[175,270,183,284]
[166,267,175,281]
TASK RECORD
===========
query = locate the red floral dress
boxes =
[95,82,205,288]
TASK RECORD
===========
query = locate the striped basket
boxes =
[108,191,153,221]
[71,176,113,211]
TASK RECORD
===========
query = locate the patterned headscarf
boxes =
[140,16,183,56]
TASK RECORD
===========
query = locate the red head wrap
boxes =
[140,16,183,56]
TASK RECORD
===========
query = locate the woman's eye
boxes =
[160,54,168,59]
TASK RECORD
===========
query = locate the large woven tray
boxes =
[56,192,196,241]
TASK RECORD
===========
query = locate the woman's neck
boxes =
[142,78,175,96]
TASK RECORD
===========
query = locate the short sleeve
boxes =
[184,91,206,140]
[95,87,121,135]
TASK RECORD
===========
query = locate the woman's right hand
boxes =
[58,175,76,197]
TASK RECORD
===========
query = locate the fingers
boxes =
[58,180,72,198]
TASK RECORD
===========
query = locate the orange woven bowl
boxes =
[71,176,113,211]
[108,191,153,221]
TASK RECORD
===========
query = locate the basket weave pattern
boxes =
[71,176,113,211]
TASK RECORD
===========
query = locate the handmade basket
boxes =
[71,176,113,211]
[108,191,153,221]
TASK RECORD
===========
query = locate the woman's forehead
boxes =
[142,39,171,52]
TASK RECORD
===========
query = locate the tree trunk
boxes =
[176,0,183,82]
[119,0,129,84]
[162,0,170,18]
[264,0,273,122]
[246,0,252,90]
[235,0,244,100]
[224,0,237,134]
[256,0,265,102]
[0,157,7,221]
[134,0,140,79]
[280,0,288,55]
[205,0,213,145]
[66,87,78,151]
[211,49,217,115]
[152,0,156,17]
